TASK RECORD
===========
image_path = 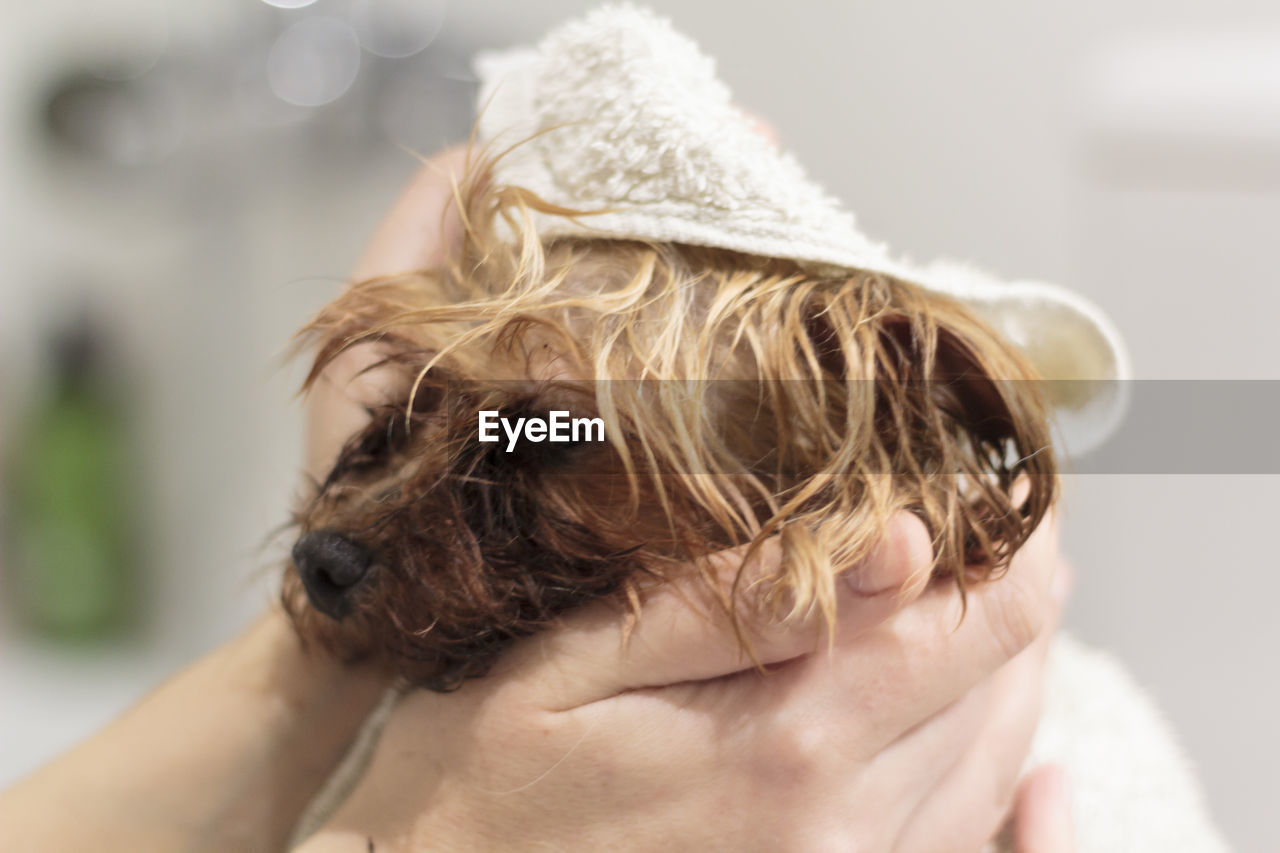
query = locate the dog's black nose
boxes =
[292,530,374,619]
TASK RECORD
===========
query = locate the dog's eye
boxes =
[354,419,396,461]
[320,414,405,490]
[408,380,444,414]
[356,408,421,463]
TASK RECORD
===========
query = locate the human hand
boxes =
[294,506,1067,852]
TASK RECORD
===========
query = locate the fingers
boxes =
[889,582,1061,852]
[1011,765,1075,853]
[882,511,1061,732]
[350,146,470,282]
[509,512,935,708]
[764,510,1064,750]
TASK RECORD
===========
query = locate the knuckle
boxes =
[755,720,834,792]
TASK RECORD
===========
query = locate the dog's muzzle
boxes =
[292,530,374,619]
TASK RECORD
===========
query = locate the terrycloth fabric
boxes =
[474,3,1131,453]
[1010,635,1230,853]
[474,10,885,276]
[287,635,1231,852]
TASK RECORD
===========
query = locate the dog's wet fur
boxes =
[282,158,1056,691]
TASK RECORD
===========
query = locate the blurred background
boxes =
[0,1,1275,848]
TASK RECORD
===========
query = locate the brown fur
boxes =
[281,150,1057,691]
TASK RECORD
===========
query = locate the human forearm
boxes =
[0,608,385,852]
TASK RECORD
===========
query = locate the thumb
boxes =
[1012,764,1075,853]
[507,511,933,708]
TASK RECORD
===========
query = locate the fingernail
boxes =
[844,549,901,596]
[844,548,916,594]
[845,515,932,596]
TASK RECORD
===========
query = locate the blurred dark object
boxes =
[34,2,476,173]
[4,313,140,642]
[41,69,184,166]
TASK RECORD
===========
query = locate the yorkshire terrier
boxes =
[280,152,1056,692]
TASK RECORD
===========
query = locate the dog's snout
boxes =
[292,530,374,619]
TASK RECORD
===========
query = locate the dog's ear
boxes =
[792,293,1043,463]
[927,323,1021,446]
[876,313,1026,447]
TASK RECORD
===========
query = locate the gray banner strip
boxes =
[1066,380,1280,474]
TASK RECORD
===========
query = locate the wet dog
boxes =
[282,155,1056,691]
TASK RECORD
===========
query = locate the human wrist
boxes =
[226,607,386,727]
[180,609,389,845]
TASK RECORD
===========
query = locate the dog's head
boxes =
[282,172,1057,690]
[285,367,695,691]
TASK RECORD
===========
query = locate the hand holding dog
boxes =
[296,148,1076,852]
[296,507,1072,852]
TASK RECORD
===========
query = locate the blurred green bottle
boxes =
[7,318,138,641]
